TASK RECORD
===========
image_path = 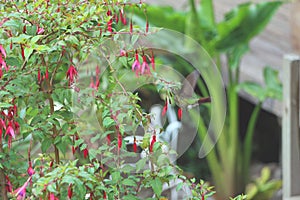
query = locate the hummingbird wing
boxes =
[179,70,200,98]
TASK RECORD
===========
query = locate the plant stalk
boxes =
[0,143,8,200]
[243,102,262,185]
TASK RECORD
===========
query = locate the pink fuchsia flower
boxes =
[132,51,141,77]
[37,27,44,35]
[27,163,35,176]
[141,55,151,75]
[49,193,59,200]
[14,177,31,200]
[0,44,7,58]
[66,65,78,86]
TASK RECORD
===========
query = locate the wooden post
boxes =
[282,55,300,200]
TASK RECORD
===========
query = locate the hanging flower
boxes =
[0,44,6,58]
[161,100,168,116]
[107,10,113,32]
[118,132,122,150]
[151,51,155,71]
[149,135,156,153]
[68,183,73,199]
[66,65,78,86]
[106,134,111,145]
[14,177,31,200]
[37,27,45,35]
[141,55,150,75]
[5,175,13,192]
[132,51,141,77]
[178,108,182,120]
[49,193,59,200]
[83,148,89,159]
[120,8,127,25]
[133,136,137,153]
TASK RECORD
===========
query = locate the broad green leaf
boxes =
[41,138,52,153]
[238,82,266,102]
[227,44,249,71]
[24,47,34,60]
[214,1,282,51]
[131,5,186,33]
[122,178,137,187]
[263,67,282,100]
[150,177,163,197]
[0,102,13,108]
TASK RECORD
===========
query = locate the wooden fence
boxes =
[282,55,300,200]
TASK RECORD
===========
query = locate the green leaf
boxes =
[136,158,147,172]
[227,44,249,71]
[0,102,13,108]
[238,82,266,102]
[102,117,115,128]
[24,47,34,60]
[122,178,137,187]
[41,139,52,153]
[214,1,282,51]
[132,5,186,33]
[263,67,282,100]
[150,177,163,197]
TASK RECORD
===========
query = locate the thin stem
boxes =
[243,102,262,184]
[0,143,8,200]
[48,94,60,164]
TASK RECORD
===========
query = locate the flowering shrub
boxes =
[0,1,221,200]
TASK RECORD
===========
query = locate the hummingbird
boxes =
[174,70,211,109]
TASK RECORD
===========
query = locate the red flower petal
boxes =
[178,108,182,120]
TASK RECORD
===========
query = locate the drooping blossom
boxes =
[177,108,182,120]
[37,27,45,35]
[151,51,155,71]
[27,162,35,176]
[161,100,168,116]
[132,51,141,77]
[146,21,149,33]
[14,177,31,200]
[130,20,133,33]
[107,10,113,32]
[66,65,78,86]
[68,183,73,199]
[118,132,122,150]
[106,134,111,145]
[49,193,59,200]
[149,135,156,153]
[120,8,127,25]
[5,175,13,192]
[0,44,6,58]
[83,148,89,159]
[141,55,151,75]
[21,45,25,60]
[133,136,137,153]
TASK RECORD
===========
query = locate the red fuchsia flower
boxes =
[66,65,78,86]
[141,55,151,75]
[38,68,41,83]
[118,132,122,150]
[178,108,182,120]
[107,10,113,32]
[45,68,49,80]
[5,175,13,192]
[106,134,111,145]
[68,183,73,199]
[21,45,25,60]
[161,99,168,116]
[120,8,127,25]
[151,51,155,71]
[146,21,149,33]
[132,51,141,77]
[149,135,156,153]
[130,20,133,33]
[120,49,127,57]
[133,136,137,153]
[83,148,89,159]
[103,191,107,199]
